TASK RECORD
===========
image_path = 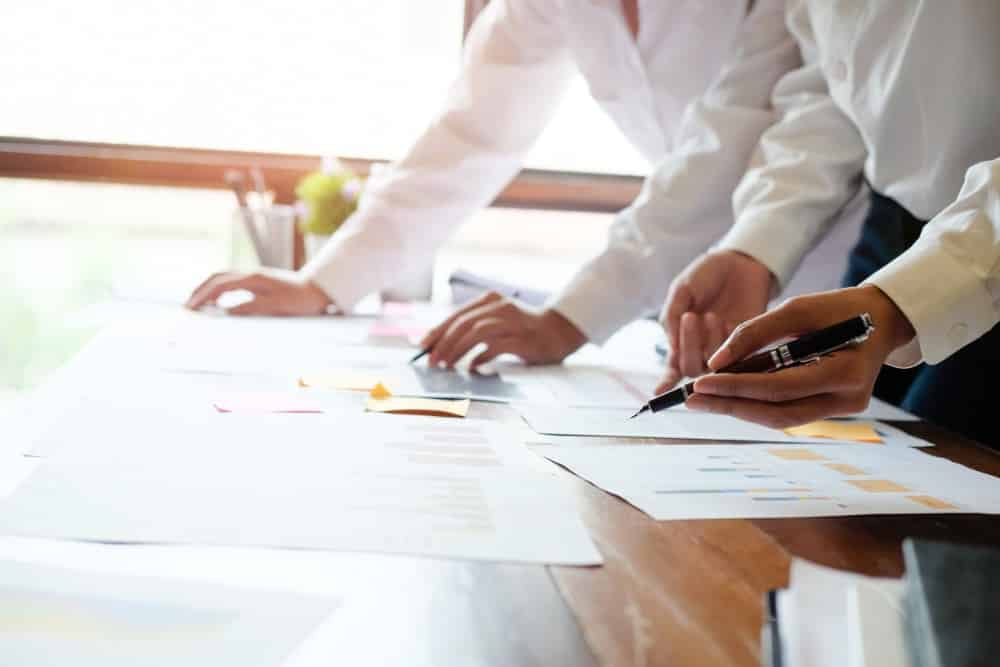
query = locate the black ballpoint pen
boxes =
[409,347,431,364]
[628,313,875,419]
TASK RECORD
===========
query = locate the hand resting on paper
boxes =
[419,291,587,369]
[185,269,333,316]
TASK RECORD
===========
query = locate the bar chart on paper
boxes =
[540,444,1000,520]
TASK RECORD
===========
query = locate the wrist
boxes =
[302,280,335,314]
[860,285,916,352]
[540,308,588,355]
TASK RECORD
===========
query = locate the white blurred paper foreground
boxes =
[0,556,336,667]
[540,443,1000,520]
[2,415,600,566]
[778,558,905,667]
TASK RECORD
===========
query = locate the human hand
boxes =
[418,291,588,369]
[685,285,916,428]
[656,251,773,392]
[185,270,333,316]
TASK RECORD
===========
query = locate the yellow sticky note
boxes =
[768,448,829,461]
[848,479,910,493]
[298,371,392,392]
[825,463,868,476]
[908,495,960,510]
[369,382,393,400]
[366,396,470,418]
[784,420,883,443]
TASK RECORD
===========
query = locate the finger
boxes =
[435,319,508,368]
[662,283,694,356]
[693,352,857,402]
[186,272,230,308]
[187,274,273,310]
[654,365,683,394]
[226,297,281,316]
[702,312,727,364]
[419,291,503,350]
[708,297,822,371]
[429,302,507,367]
[678,312,707,379]
[685,392,854,429]
[469,338,525,369]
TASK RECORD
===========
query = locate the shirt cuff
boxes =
[547,272,643,345]
[299,237,380,314]
[864,240,997,367]
[714,215,813,290]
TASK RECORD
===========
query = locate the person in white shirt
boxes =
[187,0,861,364]
[658,2,1000,445]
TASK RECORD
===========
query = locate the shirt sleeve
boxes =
[864,158,1000,367]
[549,0,800,343]
[713,0,868,288]
[300,0,574,311]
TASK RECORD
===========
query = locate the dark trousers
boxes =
[842,192,997,448]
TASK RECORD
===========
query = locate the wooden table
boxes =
[348,402,1000,667]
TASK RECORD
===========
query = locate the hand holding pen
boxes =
[633,287,917,428]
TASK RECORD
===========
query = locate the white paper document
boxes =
[0,557,337,667]
[2,415,601,566]
[517,404,930,446]
[779,558,903,667]
[497,363,655,409]
[540,443,1000,520]
[846,579,907,667]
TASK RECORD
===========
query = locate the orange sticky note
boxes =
[824,463,868,476]
[369,382,393,400]
[784,420,882,443]
[848,479,910,493]
[366,396,470,418]
[908,495,960,510]
[298,371,394,392]
[768,448,829,461]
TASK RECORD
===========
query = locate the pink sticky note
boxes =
[213,392,325,414]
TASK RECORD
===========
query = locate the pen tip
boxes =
[628,406,647,420]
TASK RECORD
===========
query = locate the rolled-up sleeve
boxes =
[301,0,575,311]
[715,1,868,288]
[550,0,800,342]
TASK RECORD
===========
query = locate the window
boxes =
[1,1,645,176]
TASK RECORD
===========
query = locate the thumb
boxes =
[708,299,815,371]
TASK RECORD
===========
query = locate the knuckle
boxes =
[778,296,806,315]
[845,394,870,414]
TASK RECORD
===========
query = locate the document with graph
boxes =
[0,414,601,566]
[540,444,1000,520]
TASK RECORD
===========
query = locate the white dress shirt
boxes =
[302,0,860,343]
[716,1,1000,366]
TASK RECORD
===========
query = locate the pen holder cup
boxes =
[230,204,297,271]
